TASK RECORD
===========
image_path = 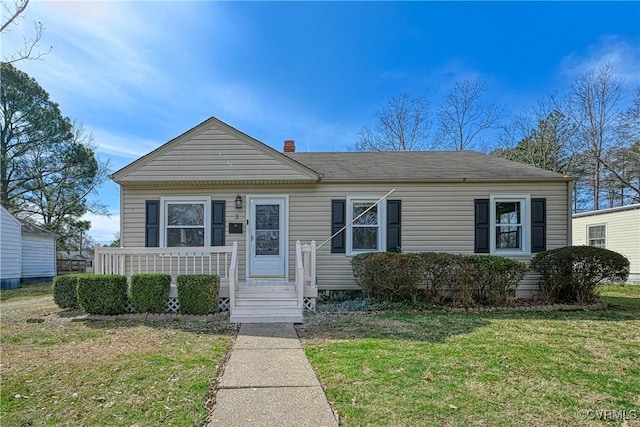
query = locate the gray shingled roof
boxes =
[20,220,58,237]
[286,151,569,182]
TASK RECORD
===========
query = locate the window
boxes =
[161,197,210,247]
[490,195,530,254]
[346,196,386,255]
[587,224,606,248]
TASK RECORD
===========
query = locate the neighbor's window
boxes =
[587,224,606,248]
[161,197,210,247]
[347,197,385,255]
[490,195,529,254]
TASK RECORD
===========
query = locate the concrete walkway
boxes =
[206,323,338,427]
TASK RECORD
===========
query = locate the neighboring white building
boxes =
[1,206,22,289]
[573,204,640,283]
[0,206,57,289]
[20,220,58,282]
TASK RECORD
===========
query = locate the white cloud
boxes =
[559,36,640,83]
[82,212,120,245]
[91,127,161,159]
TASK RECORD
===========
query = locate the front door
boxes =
[248,196,287,279]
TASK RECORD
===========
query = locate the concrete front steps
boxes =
[229,282,304,323]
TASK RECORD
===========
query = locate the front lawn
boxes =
[299,285,640,426]
[0,289,235,426]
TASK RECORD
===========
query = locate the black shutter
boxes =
[474,199,490,253]
[386,200,402,252]
[331,199,346,254]
[212,200,225,246]
[531,198,547,253]
[145,200,160,247]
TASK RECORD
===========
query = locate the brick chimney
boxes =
[283,140,296,153]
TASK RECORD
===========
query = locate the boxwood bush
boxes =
[76,274,128,315]
[176,274,220,315]
[467,255,528,306]
[353,251,528,306]
[351,252,423,302]
[417,252,473,304]
[52,274,81,309]
[129,273,171,313]
[530,246,629,304]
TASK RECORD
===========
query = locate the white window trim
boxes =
[160,196,211,248]
[489,194,531,256]
[346,195,386,256]
[587,223,607,248]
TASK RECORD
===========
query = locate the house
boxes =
[1,206,58,289]
[572,204,640,283]
[98,117,573,322]
[1,206,22,289]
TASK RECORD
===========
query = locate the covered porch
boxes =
[93,241,317,323]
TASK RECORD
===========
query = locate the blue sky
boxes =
[3,1,639,244]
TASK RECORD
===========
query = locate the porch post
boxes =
[94,244,102,274]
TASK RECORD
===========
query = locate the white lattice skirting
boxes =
[125,297,230,314]
[303,297,316,312]
[125,296,314,314]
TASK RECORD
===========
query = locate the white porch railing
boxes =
[93,244,236,284]
[296,240,316,308]
[228,242,238,309]
[94,241,315,314]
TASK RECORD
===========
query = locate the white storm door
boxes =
[248,196,287,279]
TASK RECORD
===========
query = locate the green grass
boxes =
[1,293,235,426]
[299,285,640,426]
[0,281,54,302]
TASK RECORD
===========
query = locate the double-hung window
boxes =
[346,196,386,255]
[161,197,210,247]
[587,224,606,248]
[490,194,530,254]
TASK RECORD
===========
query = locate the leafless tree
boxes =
[437,77,506,151]
[1,0,51,63]
[353,91,433,151]
[568,64,624,210]
[493,93,578,174]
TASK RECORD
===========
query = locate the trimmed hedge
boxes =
[129,274,171,313]
[352,252,528,306]
[467,255,528,306]
[52,274,81,309]
[176,274,220,315]
[418,252,472,304]
[531,246,629,304]
[352,252,424,302]
[76,274,128,315]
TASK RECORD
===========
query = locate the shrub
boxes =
[467,255,528,306]
[531,246,629,304]
[52,274,81,309]
[417,252,473,304]
[76,274,128,315]
[129,274,171,313]
[351,252,423,302]
[176,274,220,315]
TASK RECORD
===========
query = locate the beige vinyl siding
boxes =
[118,123,315,183]
[573,207,640,282]
[122,181,569,295]
[1,207,22,283]
[21,234,56,279]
